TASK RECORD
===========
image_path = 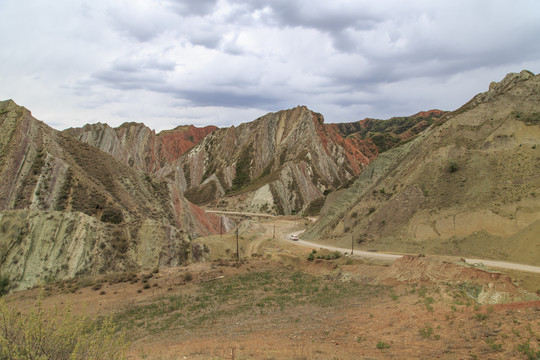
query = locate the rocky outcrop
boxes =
[305,71,540,265]
[328,109,445,153]
[64,122,216,173]
[176,106,441,215]
[0,100,223,291]
[0,210,193,290]
[66,105,436,216]
[178,106,374,214]
[379,255,537,304]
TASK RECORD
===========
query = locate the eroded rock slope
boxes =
[0,100,221,290]
[178,106,438,215]
[305,71,540,265]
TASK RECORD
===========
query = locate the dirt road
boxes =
[294,236,402,262]
[205,210,276,218]
[204,210,540,275]
[285,230,540,274]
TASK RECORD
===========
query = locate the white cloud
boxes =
[0,0,539,131]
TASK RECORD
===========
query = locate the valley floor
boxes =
[5,217,540,360]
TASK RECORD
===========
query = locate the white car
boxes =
[290,234,299,241]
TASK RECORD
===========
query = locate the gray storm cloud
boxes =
[0,0,539,131]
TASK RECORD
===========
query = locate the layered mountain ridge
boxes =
[68,105,438,216]
[64,122,216,174]
[179,106,371,214]
[304,70,540,265]
[0,100,222,290]
[182,106,443,214]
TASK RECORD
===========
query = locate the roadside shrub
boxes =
[0,298,127,359]
[447,160,459,173]
[314,250,342,261]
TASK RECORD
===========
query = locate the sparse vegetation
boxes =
[485,338,503,352]
[516,341,540,360]
[55,169,73,211]
[447,160,459,173]
[91,282,103,291]
[101,208,124,224]
[304,197,325,216]
[0,276,10,297]
[419,323,434,339]
[513,111,540,125]
[0,297,127,359]
[184,180,218,205]
[376,341,390,349]
[474,312,488,321]
[311,250,342,260]
[231,146,253,192]
[114,270,387,334]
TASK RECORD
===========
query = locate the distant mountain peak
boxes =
[472,70,536,105]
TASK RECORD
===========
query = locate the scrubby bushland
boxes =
[0,297,127,359]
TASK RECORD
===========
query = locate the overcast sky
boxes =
[1,1,539,131]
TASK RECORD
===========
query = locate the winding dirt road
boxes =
[286,230,540,274]
[206,210,540,274]
[205,210,276,218]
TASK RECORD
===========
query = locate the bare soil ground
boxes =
[5,218,540,360]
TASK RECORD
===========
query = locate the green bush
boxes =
[0,298,127,359]
[447,160,459,173]
[0,276,9,297]
[304,197,325,216]
[474,312,488,321]
[101,208,124,224]
[231,146,253,192]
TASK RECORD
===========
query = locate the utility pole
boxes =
[236,228,239,261]
[220,217,223,238]
[351,235,354,255]
[273,224,275,239]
